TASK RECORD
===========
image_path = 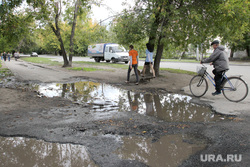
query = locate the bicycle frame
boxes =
[203,71,216,87]
[203,71,235,91]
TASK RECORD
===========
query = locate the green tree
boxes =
[64,0,92,65]
[27,0,103,67]
[0,1,33,53]
[218,0,250,58]
[114,0,249,76]
[27,0,91,67]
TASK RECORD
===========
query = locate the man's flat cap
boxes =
[211,40,220,45]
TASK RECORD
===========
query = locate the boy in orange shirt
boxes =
[126,45,139,85]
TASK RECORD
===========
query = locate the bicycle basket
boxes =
[196,66,207,76]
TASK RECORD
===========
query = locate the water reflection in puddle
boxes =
[115,134,206,167]
[35,81,225,122]
[0,136,97,167]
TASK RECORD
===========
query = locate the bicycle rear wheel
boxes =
[189,75,208,97]
[222,77,248,102]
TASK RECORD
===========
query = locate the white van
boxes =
[88,43,129,63]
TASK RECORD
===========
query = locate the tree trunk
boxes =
[58,34,69,67]
[51,24,69,67]
[154,35,164,77]
[50,2,69,67]
[147,12,162,77]
[147,1,162,50]
[230,47,234,60]
[180,51,185,60]
[148,1,173,77]
[153,13,167,77]
[69,0,81,66]
[246,45,250,57]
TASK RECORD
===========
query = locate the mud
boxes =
[0,64,249,167]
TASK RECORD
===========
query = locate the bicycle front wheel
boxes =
[189,75,208,97]
[222,77,248,102]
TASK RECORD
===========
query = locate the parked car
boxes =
[31,52,38,57]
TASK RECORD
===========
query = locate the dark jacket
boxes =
[201,46,229,72]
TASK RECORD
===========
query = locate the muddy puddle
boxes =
[0,80,223,166]
[32,81,226,122]
[0,134,206,167]
[0,136,97,167]
[115,134,206,167]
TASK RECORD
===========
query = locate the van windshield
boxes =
[112,46,126,53]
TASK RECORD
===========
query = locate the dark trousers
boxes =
[212,69,225,93]
[127,64,139,82]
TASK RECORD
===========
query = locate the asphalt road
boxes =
[23,54,250,115]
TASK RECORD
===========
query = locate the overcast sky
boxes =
[91,0,134,23]
[10,0,134,25]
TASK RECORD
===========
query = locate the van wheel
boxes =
[106,60,110,63]
[94,58,101,62]
[111,58,116,63]
[125,61,128,64]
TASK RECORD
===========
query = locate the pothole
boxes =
[32,81,228,122]
[0,136,98,167]
[114,134,207,167]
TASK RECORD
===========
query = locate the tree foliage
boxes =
[113,0,249,75]
[218,0,250,57]
[0,0,103,65]
[0,1,33,53]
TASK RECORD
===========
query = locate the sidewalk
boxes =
[229,61,250,66]
[160,59,250,66]
[182,83,250,116]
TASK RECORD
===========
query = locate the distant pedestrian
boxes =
[142,43,155,78]
[7,52,11,61]
[126,45,139,85]
[1,53,3,60]
[14,51,20,61]
[3,52,7,61]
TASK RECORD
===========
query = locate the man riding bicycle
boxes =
[200,40,229,96]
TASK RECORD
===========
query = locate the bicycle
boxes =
[189,65,248,102]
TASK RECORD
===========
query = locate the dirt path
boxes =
[3,59,194,92]
[3,59,77,82]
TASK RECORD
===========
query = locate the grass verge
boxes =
[21,57,61,66]
[138,58,199,63]
[74,61,128,69]
[160,68,196,75]
[138,66,195,75]
[68,67,114,72]
[161,59,198,63]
